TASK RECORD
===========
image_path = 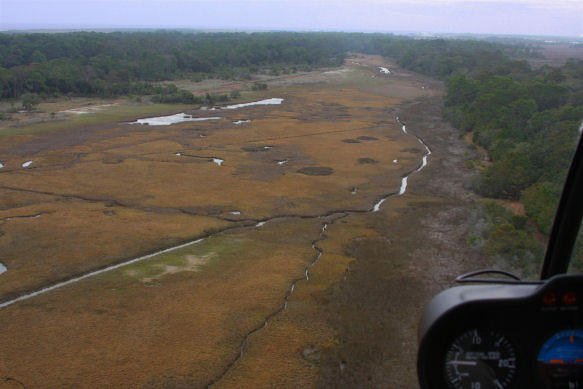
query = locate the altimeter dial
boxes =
[444,329,517,389]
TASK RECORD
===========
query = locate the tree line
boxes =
[0,31,529,101]
[443,54,583,273]
[0,31,349,99]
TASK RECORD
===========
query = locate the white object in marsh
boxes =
[416,156,428,171]
[393,159,398,163]
[372,132,431,212]
[373,198,386,212]
[0,262,6,275]
[201,107,218,111]
[399,177,408,195]
[351,187,358,195]
[233,120,251,125]
[223,98,284,110]
[6,214,42,221]
[256,221,266,227]
[401,125,407,134]
[200,134,207,138]
[0,162,4,169]
[263,146,271,150]
[418,139,432,156]
[413,142,432,172]
[277,159,288,165]
[231,211,241,215]
[22,160,34,168]
[132,114,221,126]
[374,177,410,213]
[212,158,224,166]
[379,67,391,74]
[0,238,206,309]
[175,152,182,156]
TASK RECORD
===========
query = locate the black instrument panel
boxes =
[417,275,583,388]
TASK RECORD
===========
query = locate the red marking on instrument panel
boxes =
[563,292,577,306]
[543,292,557,306]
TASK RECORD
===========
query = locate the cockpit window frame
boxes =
[540,133,583,279]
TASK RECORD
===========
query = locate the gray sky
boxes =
[1,0,582,37]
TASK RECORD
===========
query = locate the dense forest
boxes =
[0,31,525,101]
[0,32,348,100]
[1,30,581,273]
[443,56,583,273]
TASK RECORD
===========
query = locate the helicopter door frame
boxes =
[540,132,583,279]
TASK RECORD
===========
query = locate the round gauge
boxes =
[537,329,583,387]
[444,329,517,389]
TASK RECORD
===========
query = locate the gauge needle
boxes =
[446,361,478,366]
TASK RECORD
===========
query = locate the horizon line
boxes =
[1,25,582,40]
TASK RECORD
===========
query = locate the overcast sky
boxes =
[1,0,582,37]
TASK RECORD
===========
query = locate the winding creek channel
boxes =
[0,114,432,385]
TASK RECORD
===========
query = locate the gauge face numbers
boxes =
[444,329,517,389]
